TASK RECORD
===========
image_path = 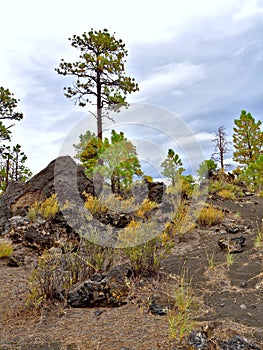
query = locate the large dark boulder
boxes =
[0,156,94,232]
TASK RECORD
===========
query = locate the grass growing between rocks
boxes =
[27,194,59,221]
[0,239,13,258]
[205,249,215,270]
[168,268,198,340]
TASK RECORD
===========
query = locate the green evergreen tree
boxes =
[55,29,139,140]
[0,144,32,193]
[243,155,263,192]
[78,130,142,194]
[161,149,184,186]
[233,110,263,165]
[0,87,23,141]
[197,159,217,180]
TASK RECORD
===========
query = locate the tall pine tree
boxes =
[56,29,139,140]
[233,110,263,165]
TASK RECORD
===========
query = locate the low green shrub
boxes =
[208,180,243,199]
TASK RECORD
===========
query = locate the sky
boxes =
[1,0,263,177]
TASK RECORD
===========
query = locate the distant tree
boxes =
[212,126,231,170]
[243,154,263,192]
[161,149,184,186]
[79,130,142,194]
[0,87,23,141]
[55,29,139,140]
[0,144,32,192]
[233,110,263,166]
[197,159,217,180]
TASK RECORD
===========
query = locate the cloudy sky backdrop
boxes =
[1,0,263,176]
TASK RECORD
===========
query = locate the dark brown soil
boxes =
[0,196,262,350]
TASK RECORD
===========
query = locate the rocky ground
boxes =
[0,194,262,350]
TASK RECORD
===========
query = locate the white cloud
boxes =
[133,62,205,102]
[234,0,263,20]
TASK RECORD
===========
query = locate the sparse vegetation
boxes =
[208,181,243,199]
[166,200,196,241]
[118,220,173,276]
[254,229,263,249]
[205,249,215,270]
[0,239,13,258]
[135,198,158,219]
[39,194,59,220]
[27,194,59,221]
[218,189,236,200]
[27,206,37,222]
[84,193,107,215]
[27,249,88,308]
[226,251,236,268]
[168,268,197,340]
[197,205,224,226]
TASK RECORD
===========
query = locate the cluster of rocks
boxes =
[188,330,260,350]
[216,221,248,254]
[67,264,132,308]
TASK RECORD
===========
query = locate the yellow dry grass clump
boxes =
[197,205,224,226]
[0,239,13,258]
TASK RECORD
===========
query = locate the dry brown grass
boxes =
[197,205,224,227]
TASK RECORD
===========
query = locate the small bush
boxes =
[27,206,37,222]
[39,194,59,220]
[208,181,243,198]
[135,199,158,219]
[27,249,87,307]
[117,220,173,276]
[104,194,136,213]
[197,205,224,226]
[80,236,117,272]
[165,201,195,241]
[84,193,107,214]
[0,240,13,258]
[218,189,236,200]
[28,194,59,221]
